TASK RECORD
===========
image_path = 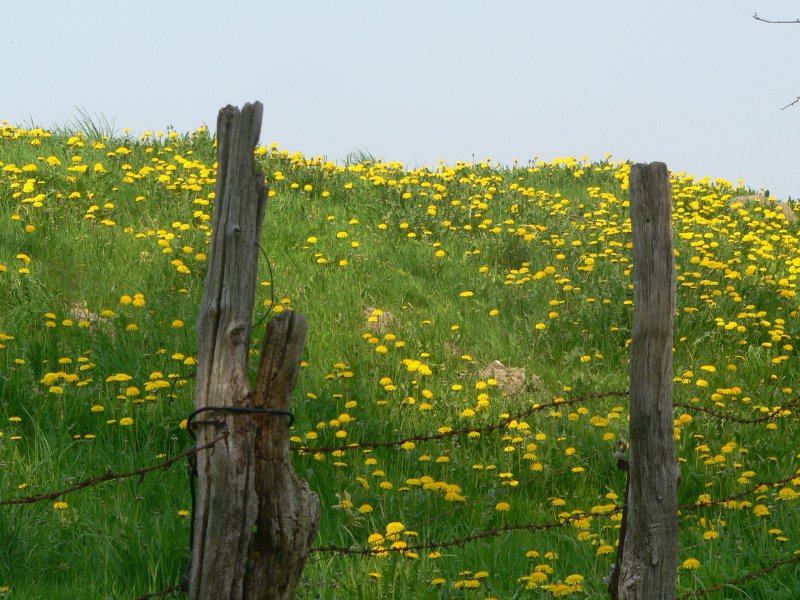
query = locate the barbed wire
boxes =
[17,386,791,512]
[679,507,800,559]
[680,470,800,511]
[0,435,227,507]
[296,390,629,455]
[4,383,796,597]
[307,469,799,570]
[677,552,800,598]
[310,506,621,558]
[674,395,799,425]
[133,583,186,600]
[136,552,800,600]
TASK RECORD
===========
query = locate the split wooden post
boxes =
[190,102,320,600]
[619,162,680,599]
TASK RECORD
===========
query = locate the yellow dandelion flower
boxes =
[597,544,614,555]
[385,522,404,536]
[753,504,770,517]
[682,558,700,570]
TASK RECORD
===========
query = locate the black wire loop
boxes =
[186,405,294,437]
[251,242,276,330]
[183,403,294,579]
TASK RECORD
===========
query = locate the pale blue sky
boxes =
[4,1,799,198]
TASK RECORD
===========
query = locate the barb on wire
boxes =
[0,436,226,507]
[311,506,620,557]
[781,97,800,111]
[134,583,186,600]
[297,390,628,455]
[674,395,799,425]
[680,471,800,511]
[677,552,800,598]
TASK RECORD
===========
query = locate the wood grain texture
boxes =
[245,311,320,597]
[619,162,680,599]
[191,102,319,599]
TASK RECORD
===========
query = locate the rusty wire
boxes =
[295,389,629,455]
[677,552,800,598]
[674,395,799,425]
[310,506,621,558]
[3,383,796,597]
[133,583,187,600]
[0,436,226,507]
[679,471,800,511]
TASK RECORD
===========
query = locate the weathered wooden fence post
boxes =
[619,162,680,599]
[191,102,320,599]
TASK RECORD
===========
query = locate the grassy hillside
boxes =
[0,122,798,598]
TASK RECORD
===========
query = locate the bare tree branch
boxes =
[752,14,800,108]
[753,12,800,24]
[781,96,800,110]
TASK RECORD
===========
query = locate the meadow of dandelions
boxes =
[0,122,798,598]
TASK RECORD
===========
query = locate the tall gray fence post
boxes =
[191,102,320,599]
[619,162,680,599]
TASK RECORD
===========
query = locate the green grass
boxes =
[0,125,798,598]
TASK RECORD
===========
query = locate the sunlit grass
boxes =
[0,121,798,598]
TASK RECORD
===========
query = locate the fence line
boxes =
[136,506,799,598]
[3,380,796,598]
[296,390,629,455]
[4,426,795,516]
[680,470,800,511]
[310,506,621,558]
[134,583,186,600]
[306,468,799,558]
[677,552,800,598]
[0,436,226,506]
[0,389,631,511]
[681,506,800,555]
[674,395,800,425]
